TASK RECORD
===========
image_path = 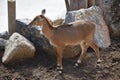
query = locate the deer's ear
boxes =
[41,9,46,15]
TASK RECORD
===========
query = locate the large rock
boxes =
[2,32,36,64]
[109,0,120,37]
[0,31,9,51]
[0,38,6,51]
[16,19,81,58]
[64,6,111,48]
[0,31,9,40]
[98,0,120,37]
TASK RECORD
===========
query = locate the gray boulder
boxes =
[0,38,7,51]
[110,0,120,37]
[0,31,9,51]
[64,6,111,48]
[98,0,120,37]
[0,31,9,40]
[2,32,36,64]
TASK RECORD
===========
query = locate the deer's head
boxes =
[29,9,53,26]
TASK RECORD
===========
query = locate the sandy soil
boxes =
[0,38,120,80]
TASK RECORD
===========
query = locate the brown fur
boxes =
[29,9,101,73]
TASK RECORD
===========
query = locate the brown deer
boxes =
[29,9,102,74]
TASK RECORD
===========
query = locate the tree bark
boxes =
[65,0,88,11]
[8,0,16,35]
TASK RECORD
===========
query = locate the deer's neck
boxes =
[42,18,54,39]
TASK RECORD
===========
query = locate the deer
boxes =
[29,9,102,74]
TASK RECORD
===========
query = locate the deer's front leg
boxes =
[56,46,63,74]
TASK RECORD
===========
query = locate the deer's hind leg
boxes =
[75,41,89,67]
[89,41,102,67]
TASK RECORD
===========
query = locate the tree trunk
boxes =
[65,0,95,11]
[65,0,88,11]
[8,0,16,35]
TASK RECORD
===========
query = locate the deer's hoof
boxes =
[58,70,62,74]
[57,68,63,75]
[96,63,101,68]
[74,62,81,68]
[96,60,102,69]
[57,65,63,74]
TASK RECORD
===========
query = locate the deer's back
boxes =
[51,20,96,45]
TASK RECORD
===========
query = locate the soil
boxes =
[0,38,120,80]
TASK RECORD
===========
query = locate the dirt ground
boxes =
[0,38,120,80]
